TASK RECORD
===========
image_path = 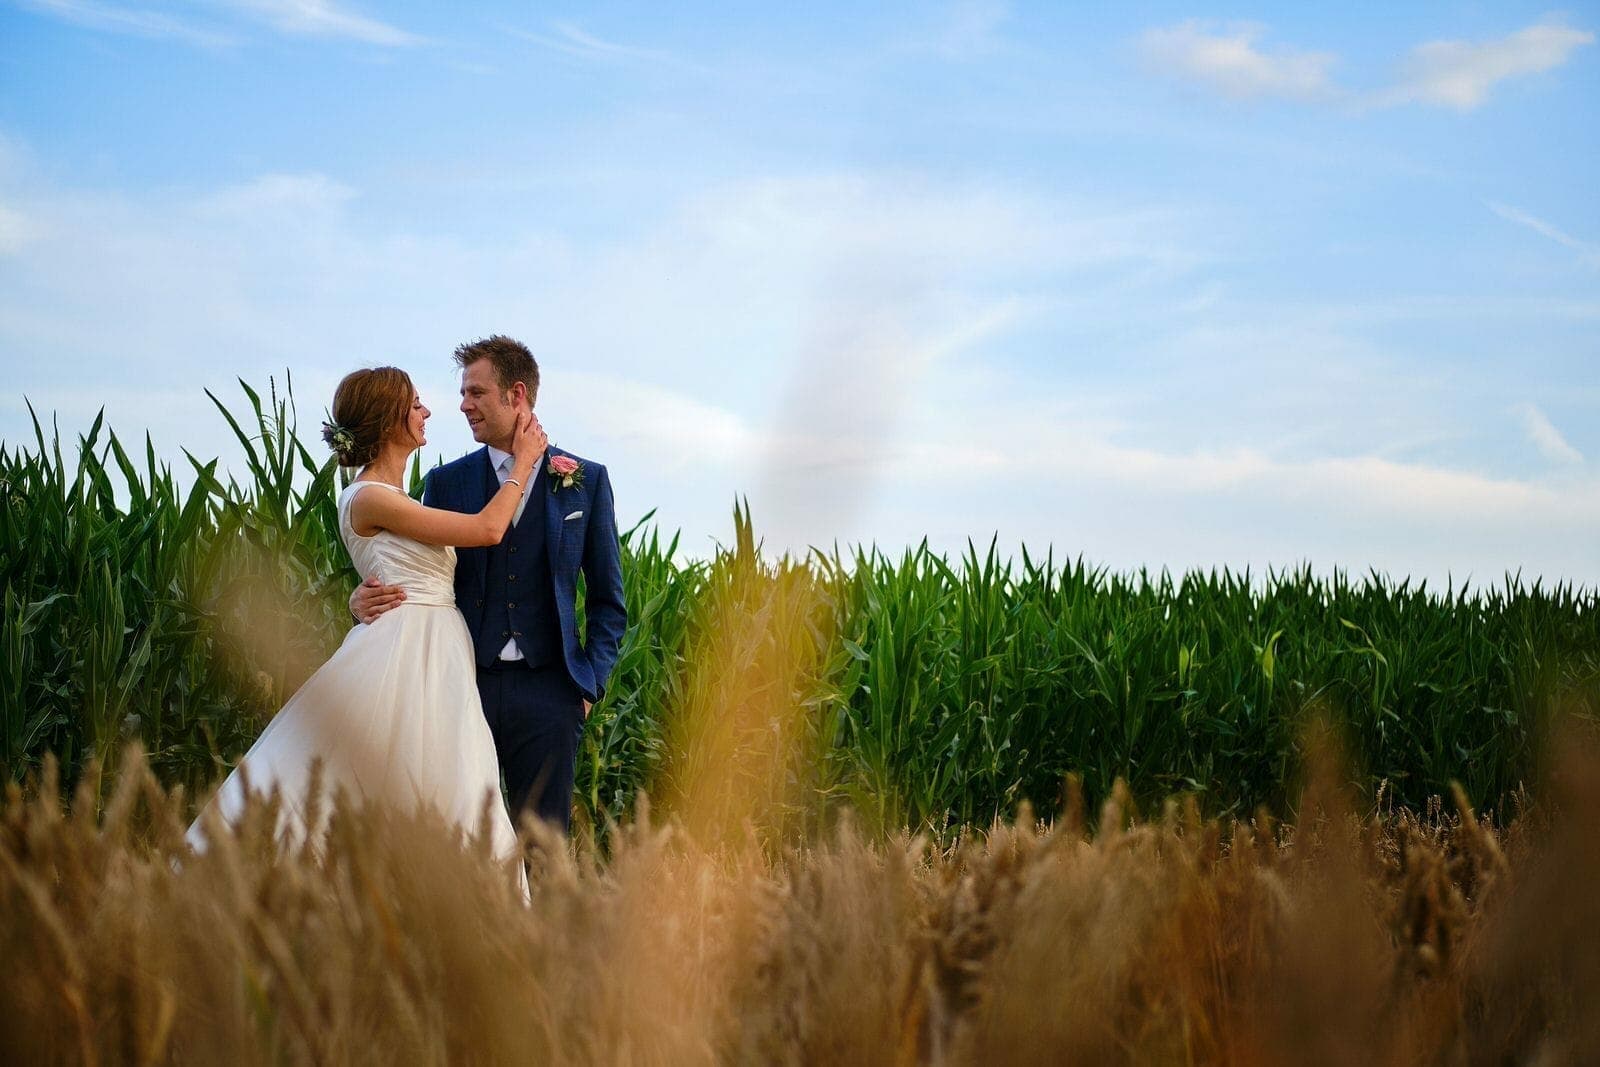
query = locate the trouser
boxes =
[476,660,586,835]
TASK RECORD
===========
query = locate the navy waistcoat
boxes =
[474,460,563,669]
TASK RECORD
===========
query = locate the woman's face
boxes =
[404,391,430,449]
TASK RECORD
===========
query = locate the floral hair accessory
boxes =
[548,454,583,491]
[322,419,357,461]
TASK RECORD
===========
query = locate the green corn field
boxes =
[1,378,1596,836]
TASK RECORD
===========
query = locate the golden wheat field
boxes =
[3,729,1598,1067]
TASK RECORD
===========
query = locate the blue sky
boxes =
[1,1,1596,585]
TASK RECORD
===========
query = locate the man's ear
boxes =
[510,381,530,408]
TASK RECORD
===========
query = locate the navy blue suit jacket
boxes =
[422,445,627,703]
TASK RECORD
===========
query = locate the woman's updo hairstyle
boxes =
[322,366,414,468]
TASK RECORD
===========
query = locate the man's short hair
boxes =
[453,335,539,404]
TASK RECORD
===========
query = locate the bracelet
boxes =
[505,477,522,488]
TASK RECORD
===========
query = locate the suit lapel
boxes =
[473,447,495,591]
[543,451,564,574]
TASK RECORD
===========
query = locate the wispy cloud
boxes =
[220,0,422,46]
[14,0,235,47]
[1382,19,1594,110]
[14,0,423,47]
[512,20,705,73]
[1139,21,1337,101]
[195,172,357,219]
[899,0,1010,61]
[1515,403,1584,465]
[1487,200,1600,266]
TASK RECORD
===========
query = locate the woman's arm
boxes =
[351,413,545,547]
[353,485,521,547]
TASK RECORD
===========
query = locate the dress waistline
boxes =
[393,587,456,608]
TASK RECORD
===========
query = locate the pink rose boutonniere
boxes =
[548,454,583,492]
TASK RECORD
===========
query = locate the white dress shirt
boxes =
[486,445,533,661]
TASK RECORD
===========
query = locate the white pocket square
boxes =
[564,510,584,521]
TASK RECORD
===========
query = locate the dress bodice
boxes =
[338,482,457,607]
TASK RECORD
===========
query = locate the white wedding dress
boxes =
[187,481,521,881]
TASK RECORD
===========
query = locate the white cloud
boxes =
[196,172,357,220]
[0,160,1202,557]
[753,294,1024,540]
[566,372,756,460]
[2,157,1596,587]
[1385,19,1594,110]
[219,0,423,46]
[883,396,1600,586]
[1487,201,1600,267]
[1515,403,1584,465]
[1030,428,1592,521]
[1139,17,1594,112]
[14,0,235,47]
[523,173,1189,546]
[0,204,39,254]
[1139,21,1336,101]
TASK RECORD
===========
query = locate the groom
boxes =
[352,335,627,834]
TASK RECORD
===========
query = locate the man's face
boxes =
[459,360,525,450]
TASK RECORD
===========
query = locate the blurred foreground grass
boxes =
[2,732,1598,1065]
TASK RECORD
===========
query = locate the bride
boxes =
[187,366,543,881]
